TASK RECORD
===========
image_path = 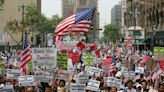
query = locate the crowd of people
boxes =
[0,42,164,92]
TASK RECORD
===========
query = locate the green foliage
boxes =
[0,0,4,8]
[103,24,122,44]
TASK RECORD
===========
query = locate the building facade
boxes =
[62,0,74,18]
[111,3,122,30]
[74,0,99,43]
[125,0,164,47]
[0,0,41,47]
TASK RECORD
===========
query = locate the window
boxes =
[79,0,86,5]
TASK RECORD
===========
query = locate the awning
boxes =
[128,26,142,31]
[136,36,151,45]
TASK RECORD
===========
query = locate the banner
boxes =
[19,75,35,86]
[86,79,100,91]
[74,72,89,84]
[70,83,86,92]
[135,67,144,74]
[57,53,68,70]
[84,54,93,66]
[32,48,56,69]
[0,85,14,92]
[122,71,135,80]
[7,69,21,79]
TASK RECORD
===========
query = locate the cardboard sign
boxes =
[19,75,35,86]
[70,83,86,92]
[135,67,144,74]
[57,53,68,70]
[86,79,100,91]
[85,54,93,66]
[7,69,21,79]
[35,76,53,83]
[87,67,102,77]
[32,48,56,69]
[0,85,14,92]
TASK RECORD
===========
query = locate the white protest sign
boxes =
[88,67,102,77]
[107,77,115,87]
[70,83,86,92]
[56,72,68,80]
[0,85,14,92]
[121,67,129,72]
[122,71,135,80]
[35,76,53,83]
[75,72,89,84]
[32,48,56,69]
[135,67,144,74]
[19,75,35,86]
[86,79,100,91]
[107,77,124,89]
[7,69,21,79]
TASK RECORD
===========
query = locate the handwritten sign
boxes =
[70,83,86,92]
[57,53,68,70]
[32,48,56,69]
[85,54,93,66]
[19,75,35,86]
[86,79,100,91]
[7,69,21,79]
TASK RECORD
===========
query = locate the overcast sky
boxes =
[41,0,121,28]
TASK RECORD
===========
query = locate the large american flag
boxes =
[20,32,32,68]
[55,7,95,37]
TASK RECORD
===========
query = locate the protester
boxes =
[124,80,137,92]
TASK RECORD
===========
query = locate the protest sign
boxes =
[86,79,100,91]
[27,60,33,72]
[106,77,124,89]
[35,76,53,83]
[87,67,102,77]
[56,72,68,80]
[122,71,135,80]
[102,58,112,67]
[7,69,21,79]
[135,67,144,74]
[32,48,56,69]
[0,85,14,92]
[70,83,86,92]
[57,53,68,70]
[68,51,80,64]
[75,72,89,84]
[84,54,93,66]
[121,67,129,72]
[19,75,35,86]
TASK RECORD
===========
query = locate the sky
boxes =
[41,0,121,28]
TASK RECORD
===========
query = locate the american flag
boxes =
[151,67,162,81]
[55,8,95,40]
[108,63,116,76]
[20,32,32,68]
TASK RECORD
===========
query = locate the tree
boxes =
[103,24,122,45]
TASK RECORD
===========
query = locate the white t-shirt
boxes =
[124,88,137,92]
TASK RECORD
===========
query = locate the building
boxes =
[0,0,41,48]
[111,3,122,30]
[125,0,164,48]
[121,0,127,37]
[62,0,74,18]
[74,0,99,43]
